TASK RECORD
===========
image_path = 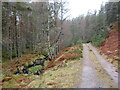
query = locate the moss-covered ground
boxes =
[2,44,83,88]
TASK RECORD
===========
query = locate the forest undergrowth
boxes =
[2,44,83,88]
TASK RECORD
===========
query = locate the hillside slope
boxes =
[100,23,120,62]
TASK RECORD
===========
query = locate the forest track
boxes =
[88,43,118,83]
[78,43,118,88]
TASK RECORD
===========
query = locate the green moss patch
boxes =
[2,74,41,88]
[28,65,43,74]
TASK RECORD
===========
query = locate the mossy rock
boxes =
[41,50,48,56]
[29,61,34,66]
[31,55,45,61]
[28,65,43,74]
[31,58,35,62]
[39,55,45,59]
[24,62,29,67]
[30,56,38,63]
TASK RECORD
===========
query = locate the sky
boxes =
[66,0,109,19]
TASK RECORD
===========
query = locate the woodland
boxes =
[1,1,120,88]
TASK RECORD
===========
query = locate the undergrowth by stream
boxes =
[2,44,83,88]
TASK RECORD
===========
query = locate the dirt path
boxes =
[77,43,118,88]
[88,43,118,83]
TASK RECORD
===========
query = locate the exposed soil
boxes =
[100,23,120,62]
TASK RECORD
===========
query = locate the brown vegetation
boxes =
[45,44,82,70]
[100,23,120,61]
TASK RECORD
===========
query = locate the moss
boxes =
[28,65,43,74]
[3,81,9,87]
[31,56,38,62]
[39,55,45,59]
[38,85,42,88]
[67,55,80,60]
[12,51,16,58]
[2,50,7,58]
[24,62,29,67]
[2,73,7,77]
[29,61,34,65]
[41,50,48,56]
[44,61,50,68]
[31,58,35,62]
[3,79,19,88]
[41,60,82,88]
[72,49,82,54]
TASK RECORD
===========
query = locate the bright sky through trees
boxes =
[67,0,109,18]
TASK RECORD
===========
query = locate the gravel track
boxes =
[77,44,118,88]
